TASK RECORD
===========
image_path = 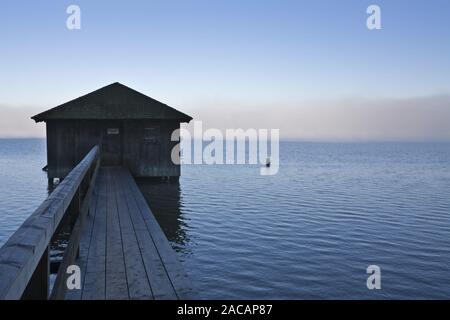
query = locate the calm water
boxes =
[0,139,48,245]
[1,139,450,299]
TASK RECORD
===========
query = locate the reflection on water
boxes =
[136,179,190,255]
[141,142,450,299]
[2,139,450,299]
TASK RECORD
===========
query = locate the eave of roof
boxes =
[31,82,193,123]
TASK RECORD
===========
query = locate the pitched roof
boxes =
[31,82,192,123]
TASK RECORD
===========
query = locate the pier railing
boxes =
[0,145,100,300]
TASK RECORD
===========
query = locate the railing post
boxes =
[68,189,81,229]
[21,246,49,300]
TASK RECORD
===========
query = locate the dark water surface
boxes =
[1,139,450,299]
[0,139,48,245]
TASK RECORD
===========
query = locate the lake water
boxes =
[1,139,450,299]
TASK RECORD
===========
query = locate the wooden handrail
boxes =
[0,145,100,300]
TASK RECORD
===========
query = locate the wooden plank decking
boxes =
[65,167,193,300]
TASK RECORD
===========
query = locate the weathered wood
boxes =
[82,170,107,300]
[111,168,154,299]
[21,247,49,300]
[115,169,177,299]
[50,157,100,300]
[68,167,192,300]
[64,181,98,300]
[105,169,129,300]
[33,83,192,179]
[120,169,194,299]
[0,146,99,300]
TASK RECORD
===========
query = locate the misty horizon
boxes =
[2,93,450,142]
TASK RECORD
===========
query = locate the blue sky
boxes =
[1,0,450,139]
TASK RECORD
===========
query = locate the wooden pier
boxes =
[0,146,193,300]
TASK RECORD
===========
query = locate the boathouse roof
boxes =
[32,82,192,123]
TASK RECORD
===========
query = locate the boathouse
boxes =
[32,82,192,181]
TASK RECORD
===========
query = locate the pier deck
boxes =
[65,167,192,300]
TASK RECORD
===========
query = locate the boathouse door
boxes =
[102,123,122,166]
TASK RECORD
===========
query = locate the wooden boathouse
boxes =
[31,82,192,181]
[0,84,194,300]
